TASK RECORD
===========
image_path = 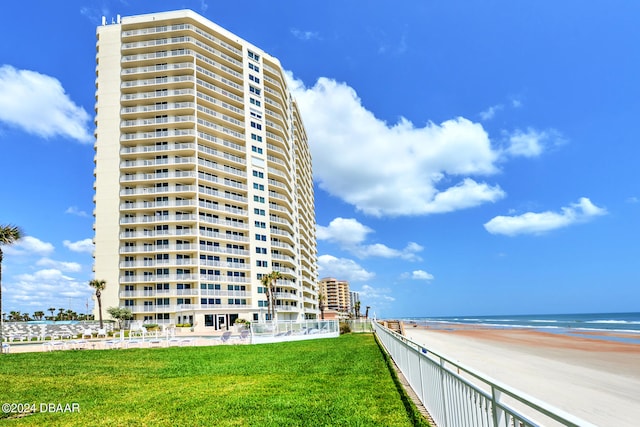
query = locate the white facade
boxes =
[93,10,318,331]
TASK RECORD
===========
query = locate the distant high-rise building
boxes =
[318,278,351,315]
[93,10,318,330]
[350,291,360,316]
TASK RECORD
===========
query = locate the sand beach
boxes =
[403,324,640,427]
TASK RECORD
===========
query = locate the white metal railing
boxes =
[372,322,596,427]
[251,320,339,344]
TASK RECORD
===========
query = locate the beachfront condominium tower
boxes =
[318,278,351,316]
[93,10,318,330]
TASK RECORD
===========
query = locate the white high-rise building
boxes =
[93,10,318,331]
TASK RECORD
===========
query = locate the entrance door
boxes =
[217,314,226,330]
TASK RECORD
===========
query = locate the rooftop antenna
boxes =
[101,16,106,26]
[117,14,121,24]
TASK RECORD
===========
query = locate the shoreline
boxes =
[403,323,640,426]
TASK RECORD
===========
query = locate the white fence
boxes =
[250,320,339,344]
[373,321,596,427]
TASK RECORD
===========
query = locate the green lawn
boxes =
[0,334,427,426]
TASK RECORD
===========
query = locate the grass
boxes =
[0,334,428,426]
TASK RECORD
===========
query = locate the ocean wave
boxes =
[584,320,640,324]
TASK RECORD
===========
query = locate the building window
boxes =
[249,63,260,72]
[248,50,260,61]
[252,170,264,179]
[255,247,267,254]
[249,74,260,84]
[256,260,268,267]
[253,196,265,203]
[254,208,265,216]
[251,133,262,142]
[250,121,262,130]
[249,86,261,96]
[253,183,264,191]
[251,146,263,154]
[254,221,266,228]
[250,97,261,107]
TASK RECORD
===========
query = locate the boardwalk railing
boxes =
[372,321,596,427]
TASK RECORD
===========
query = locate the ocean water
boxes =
[402,312,640,334]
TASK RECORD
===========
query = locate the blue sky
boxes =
[1,0,639,318]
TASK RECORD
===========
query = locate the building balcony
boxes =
[197,136,245,161]
[120,199,196,211]
[121,116,195,130]
[120,274,198,283]
[118,289,248,299]
[121,75,195,90]
[120,142,195,156]
[119,214,197,226]
[119,259,198,269]
[121,88,195,102]
[198,274,250,283]
[197,158,246,179]
[120,171,196,183]
[121,62,194,77]
[198,216,249,230]
[120,129,196,143]
[120,184,196,197]
[121,102,195,116]
[119,242,195,253]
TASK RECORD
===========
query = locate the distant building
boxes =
[350,291,360,317]
[318,278,350,318]
[93,10,318,330]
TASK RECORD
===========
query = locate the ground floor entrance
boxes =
[203,313,238,331]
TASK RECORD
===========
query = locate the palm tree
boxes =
[354,300,361,319]
[268,271,282,322]
[0,225,22,353]
[89,279,107,329]
[318,291,326,320]
[260,275,272,321]
[48,307,56,321]
[33,311,45,321]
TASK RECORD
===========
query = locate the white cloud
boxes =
[36,258,82,273]
[479,104,503,120]
[3,236,54,257]
[0,65,92,143]
[502,128,565,159]
[317,217,423,260]
[63,238,94,254]
[291,29,320,41]
[65,206,89,217]
[484,197,607,236]
[317,217,372,247]
[402,270,435,281]
[505,128,545,158]
[357,284,395,315]
[289,75,506,217]
[5,269,92,311]
[317,255,375,282]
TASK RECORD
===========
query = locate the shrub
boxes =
[340,322,351,335]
